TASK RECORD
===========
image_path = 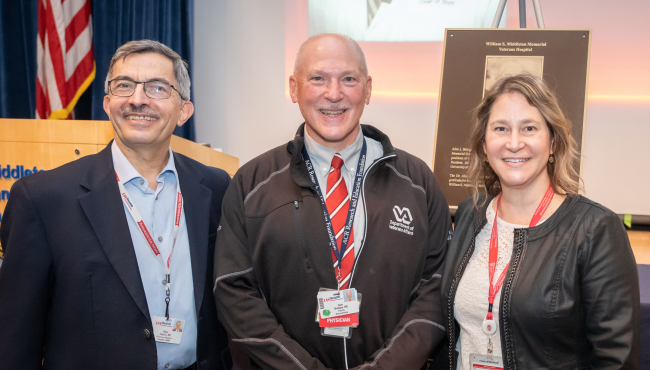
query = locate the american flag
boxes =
[36,0,95,119]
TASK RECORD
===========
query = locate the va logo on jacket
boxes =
[392,206,412,225]
[389,205,414,236]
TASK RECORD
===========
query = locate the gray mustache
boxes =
[120,105,160,117]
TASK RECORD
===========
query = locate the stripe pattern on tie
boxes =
[326,154,354,290]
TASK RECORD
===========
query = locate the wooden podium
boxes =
[0,118,239,230]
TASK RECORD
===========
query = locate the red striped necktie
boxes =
[326,153,354,290]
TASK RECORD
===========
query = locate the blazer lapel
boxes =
[174,153,211,318]
[78,143,151,320]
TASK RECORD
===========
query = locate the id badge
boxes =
[316,288,361,338]
[152,316,185,344]
[317,288,360,327]
[470,354,504,370]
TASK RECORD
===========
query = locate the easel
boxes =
[491,0,545,28]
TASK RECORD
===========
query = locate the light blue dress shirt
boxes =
[303,128,383,257]
[112,142,197,370]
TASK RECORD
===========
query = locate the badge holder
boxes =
[316,288,361,339]
[321,326,353,339]
[469,318,503,369]
[470,353,504,370]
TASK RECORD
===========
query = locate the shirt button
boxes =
[162,279,168,285]
[142,329,150,339]
[158,236,163,242]
[165,364,170,368]
[139,179,144,185]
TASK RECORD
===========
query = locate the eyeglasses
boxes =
[108,79,179,100]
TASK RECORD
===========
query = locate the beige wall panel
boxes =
[630,231,650,264]
[170,136,239,177]
[0,142,99,168]
[0,119,113,144]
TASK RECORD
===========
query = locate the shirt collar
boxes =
[111,141,177,186]
[304,127,364,177]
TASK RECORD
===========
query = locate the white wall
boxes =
[194,0,302,165]
[581,102,650,215]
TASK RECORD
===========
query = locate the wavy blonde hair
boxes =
[467,74,581,207]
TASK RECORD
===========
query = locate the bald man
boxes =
[214,34,452,369]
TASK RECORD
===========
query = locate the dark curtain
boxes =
[0,0,195,142]
[0,0,38,119]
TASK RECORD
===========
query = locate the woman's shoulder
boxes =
[553,195,629,251]
[568,194,622,226]
[453,194,493,237]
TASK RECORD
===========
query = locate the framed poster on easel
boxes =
[432,28,591,211]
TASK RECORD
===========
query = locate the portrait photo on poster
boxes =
[483,56,544,98]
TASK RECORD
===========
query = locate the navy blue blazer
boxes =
[0,143,231,370]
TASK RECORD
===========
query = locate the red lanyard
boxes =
[486,185,554,320]
[116,171,183,319]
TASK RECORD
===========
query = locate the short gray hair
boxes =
[104,40,191,101]
[294,33,368,76]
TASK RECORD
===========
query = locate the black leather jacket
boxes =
[439,194,639,369]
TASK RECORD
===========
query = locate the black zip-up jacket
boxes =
[214,124,452,369]
[438,194,640,369]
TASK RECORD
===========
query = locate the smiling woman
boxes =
[438,74,640,369]
[483,91,553,201]
[467,74,580,206]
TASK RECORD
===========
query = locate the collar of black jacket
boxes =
[471,192,582,241]
[286,123,396,188]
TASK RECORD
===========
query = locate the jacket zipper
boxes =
[348,153,396,287]
[293,200,313,272]
[500,229,526,370]
[447,224,484,370]
[342,153,396,369]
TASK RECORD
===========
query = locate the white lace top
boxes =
[453,199,528,369]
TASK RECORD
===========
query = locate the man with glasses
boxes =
[0,40,230,370]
